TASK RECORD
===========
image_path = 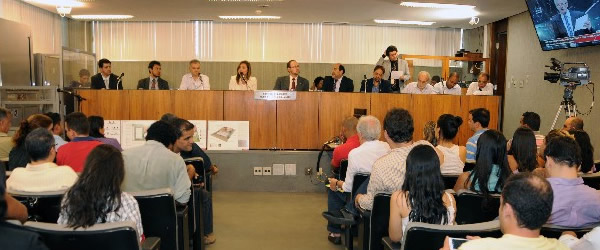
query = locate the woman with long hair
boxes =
[88,116,123,151]
[8,114,53,170]
[228,60,257,90]
[568,130,595,173]
[508,127,539,173]
[58,145,144,241]
[454,130,511,196]
[435,114,466,174]
[389,145,456,242]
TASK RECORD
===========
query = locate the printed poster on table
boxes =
[103,120,121,144]
[207,121,249,150]
[189,120,207,149]
[120,120,155,150]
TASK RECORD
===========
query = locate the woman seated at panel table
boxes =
[229,60,257,91]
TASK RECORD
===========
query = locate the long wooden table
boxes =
[77,90,500,150]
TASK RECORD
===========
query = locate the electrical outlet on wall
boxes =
[519,80,524,88]
[253,167,263,176]
[525,75,529,87]
[262,167,272,175]
[511,76,516,88]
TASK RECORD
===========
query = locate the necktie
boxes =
[564,15,574,37]
[291,78,296,90]
[151,79,157,90]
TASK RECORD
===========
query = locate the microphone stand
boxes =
[58,88,87,112]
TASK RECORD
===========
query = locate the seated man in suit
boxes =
[323,64,354,92]
[90,58,123,90]
[137,61,170,90]
[550,0,594,39]
[359,65,392,93]
[273,60,309,91]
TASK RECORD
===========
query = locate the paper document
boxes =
[575,14,590,31]
[391,71,403,80]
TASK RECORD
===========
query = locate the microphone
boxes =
[240,73,248,84]
[363,74,367,93]
[116,73,124,90]
[57,88,87,101]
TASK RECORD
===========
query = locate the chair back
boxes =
[131,188,178,250]
[442,174,460,190]
[582,172,600,190]
[352,173,369,195]
[184,157,205,186]
[339,159,349,181]
[540,223,600,239]
[401,221,502,250]
[369,193,391,250]
[454,190,501,225]
[9,190,65,223]
[25,221,139,250]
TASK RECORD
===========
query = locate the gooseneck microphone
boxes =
[363,74,368,93]
[116,73,124,90]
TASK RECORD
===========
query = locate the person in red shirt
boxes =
[331,116,360,170]
[56,112,102,172]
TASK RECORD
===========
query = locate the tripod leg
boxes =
[550,104,563,130]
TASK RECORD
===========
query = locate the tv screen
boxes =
[526,0,600,51]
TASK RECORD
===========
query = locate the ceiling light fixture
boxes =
[219,16,281,20]
[374,19,435,25]
[25,0,84,7]
[56,6,72,17]
[469,16,480,25]
[71,15,134,20]
[400,2,475,9]
[209,0,283,2]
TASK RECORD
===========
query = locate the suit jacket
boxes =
[359,78,392,93]
[376,57,410,82]
[551,11,594,39]
[137,77,170,90]
[273,76,309,91]
[90,73,122,90]
[323,76,354,92]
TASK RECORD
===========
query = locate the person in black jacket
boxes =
[137,61,170,90]
[359,65,392,93]
[323,64,354,92]
[90,58,123,90]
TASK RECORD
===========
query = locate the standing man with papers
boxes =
[377,45,410,92]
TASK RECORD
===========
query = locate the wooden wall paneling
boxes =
[276,92,320,149]
[223,91,276,149]
[78,90,130,120]
[411,95,461,143]
[370,93,412,140]
[171,91,224,120]
[318,92,371,144]
[458,96,501,146]
[128,90,173,120]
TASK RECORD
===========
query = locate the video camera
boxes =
[544,58,590,86]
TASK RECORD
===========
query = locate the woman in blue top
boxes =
[453,130,511,196]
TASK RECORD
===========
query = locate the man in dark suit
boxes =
[90,58,123,90]
[550,0,594,39]
[273,60,309,91]
[137,61,170,90]
[359,65,392,93]
[323,63,354,92]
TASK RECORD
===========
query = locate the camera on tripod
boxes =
[544,58,590,86]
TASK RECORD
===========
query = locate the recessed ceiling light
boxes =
[374,19,435,25]
[219,16,281,20]
[400,2,475,9]
[209,0,283,2]
[24,0,84,7]
[71,15,134,20]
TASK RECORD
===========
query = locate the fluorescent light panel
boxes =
[71,15,134,20]
[209,0,283,2]
[25,0,84,7]
[400,1,475,9]
[374,19,435,25]
[219,15,281,19]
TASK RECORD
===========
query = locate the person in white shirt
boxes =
[323,115,390,244]
[559,227,600,250]
[434,72,462,95]
[229,60,257,91]
[179,59,210,90]
[402,71,435,94]
[6,128,77,193]
[467,72,494,95]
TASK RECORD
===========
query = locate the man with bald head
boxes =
[434,72,462,95]
[467,72,494,95]
[273,60,309,91]
[323,64,354,92]
[330,116,360,170]
[563,116,584,131]
[401,71,435,94]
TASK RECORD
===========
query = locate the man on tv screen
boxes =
[550,0,594,39]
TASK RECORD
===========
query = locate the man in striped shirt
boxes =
[466,108,490,163]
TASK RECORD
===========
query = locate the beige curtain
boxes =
[0,0,61,54]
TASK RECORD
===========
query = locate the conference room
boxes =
[1,0,599,249]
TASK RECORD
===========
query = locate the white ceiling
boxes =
[28,0,528,29]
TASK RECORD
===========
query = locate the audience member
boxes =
[359,65,392,93]
[465,108,490,163]
[310,76,324,91]
[273,60,309,91]
[229,60,257,90]
[330,117,360,170]
[567,130,595,173]
[179,59,210,90]
[508,127,539,173]
[454,130,511,195]
[8,114,52,171]
[6,128,77,193]
[431,75,441,86]
[544,135,600,227]
[389,145,456,242]
[90,58,122,89]
[122,121,192,204]
[137,61,169,90]
[402,71,435,94]
[44,112,67,150]
[377,45,410,91]
[433,72,462,95]
[423,121,437,146]
[56,112,102,173]
[436,114,466,175]
[443,173,568,250]
[323,116,390,244]
[0,107,13,161]
[323,63,354,92]
[532,129,572,178]
[355,108,443,210]
[68,69,91,88]
[58,145,144,241]
[520,111,544,151]
[88,116,123,151]
[563,116,584,131]
[559,227,600,250]
[466,72,493,95]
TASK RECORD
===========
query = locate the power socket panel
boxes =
[253,167,263,176]
[262,167,272,175]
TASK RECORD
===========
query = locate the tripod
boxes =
[550,87,577,130]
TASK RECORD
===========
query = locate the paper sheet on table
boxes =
[575,14,590,31]
[391,71,404,80]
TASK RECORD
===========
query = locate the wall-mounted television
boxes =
[526,0,600,51]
